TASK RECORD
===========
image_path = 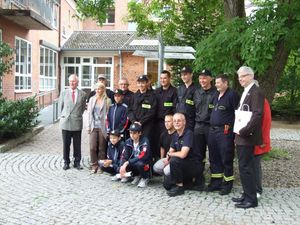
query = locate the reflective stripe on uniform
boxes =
[185,99,194,105]
[142,104,151,109]
[211,173,223,178]
[164,102,173,107]
[208,104,214,109]
[224,175,234,181]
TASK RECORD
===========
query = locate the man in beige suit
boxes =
[59,74,86,170]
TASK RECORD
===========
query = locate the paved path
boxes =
[1,117,300,224]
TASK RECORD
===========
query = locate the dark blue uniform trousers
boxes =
[208,127,235,187]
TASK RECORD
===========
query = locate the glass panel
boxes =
[28,43,31,74]
[107,8,115,23]
[93,57,112,64]
[93,67,111,87]
[81,65,91,87]
[147,60,158,85]
[76,57,80,64]
[83,58,90,63]
[40,47,44,63]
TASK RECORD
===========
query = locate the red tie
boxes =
[72,90,75,103]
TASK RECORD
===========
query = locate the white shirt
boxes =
[239,82,255,110]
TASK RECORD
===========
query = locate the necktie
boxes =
[72,90,75,103]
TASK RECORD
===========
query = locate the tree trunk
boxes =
[223,0,245,19]
[259,39,290,103]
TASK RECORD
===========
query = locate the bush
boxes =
[271,94,300,121]
[0,97,39,139]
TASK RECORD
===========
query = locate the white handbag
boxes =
[233,104,252,134]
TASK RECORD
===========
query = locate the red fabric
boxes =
[254,99,271,155]
[72,90,75,103]
[138,150,145,159]
[144,164,150,171]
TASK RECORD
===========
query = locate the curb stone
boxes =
[0,125,44,153]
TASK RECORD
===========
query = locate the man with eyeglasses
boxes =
[166,113,203,197]
[118,77,134,107]
[233,66,264,209]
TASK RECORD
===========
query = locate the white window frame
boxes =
[15,37,32,92]
[61,55,114,90]
[39,46,57,91]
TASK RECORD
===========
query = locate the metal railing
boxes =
[7,0,57,25]
[52,98,59,123]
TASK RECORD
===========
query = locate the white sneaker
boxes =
[137,178,149,188]
[121,177,129,183]
[257,193,261,199]
[131,176,141,185]
[111,175,120,181]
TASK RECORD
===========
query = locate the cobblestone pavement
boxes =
[1,119,300,225]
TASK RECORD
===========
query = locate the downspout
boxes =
[119,50,122,79]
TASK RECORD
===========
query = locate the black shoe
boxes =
[63,164,70,170]
[205,184,221,192]
[74,163,83,170]
[235,201,258,209]
[219,188,232,195]
[232,195,245,203]
[167,186,185,197]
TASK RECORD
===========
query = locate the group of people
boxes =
[58,65,271,209]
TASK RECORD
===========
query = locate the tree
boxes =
[195,0,300,102]
[75,0,115,26]
[0,41,14,97]
[272,50,300,121]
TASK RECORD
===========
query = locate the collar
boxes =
[244,82,255,93]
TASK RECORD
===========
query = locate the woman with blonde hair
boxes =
[87,82,111,173]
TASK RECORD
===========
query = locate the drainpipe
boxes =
[119,50,122,79]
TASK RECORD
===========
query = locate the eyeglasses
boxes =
[238,74,250,78]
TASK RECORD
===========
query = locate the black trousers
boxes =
[126,161,150,179]
[193,124,210,162]
[236,145,258,204]
[152,119,166,159]
[170,157,202,184]
[254,154,263,194]
[62,130,82,165]
[208,128,235,185]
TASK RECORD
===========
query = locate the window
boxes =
[15,37,32,91]
[62,56,113,89]
[105,8,115,24]
[145,59,158,86]
[39,46,57,90]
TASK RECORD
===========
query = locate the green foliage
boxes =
[272,50,300,120]
[262,147,291,161]
[0,41,14,77]
[127,0,223,47]
[75,0,114,25]
[195,0,300,79]
[0,97,39,138]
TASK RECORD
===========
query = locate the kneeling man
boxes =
[167,113,202,197]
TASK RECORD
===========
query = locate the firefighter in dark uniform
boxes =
[127,75,157,149]
[176,66,197,131]
[193,69,218,188]
[154,70,177,159]
[207,74,240,195]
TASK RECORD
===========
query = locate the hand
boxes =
[163,158,169,167]
[103,160,112,168]
[120,162,128,177]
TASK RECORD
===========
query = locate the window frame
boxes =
[15,37,32,92]
[39,45,58,91]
